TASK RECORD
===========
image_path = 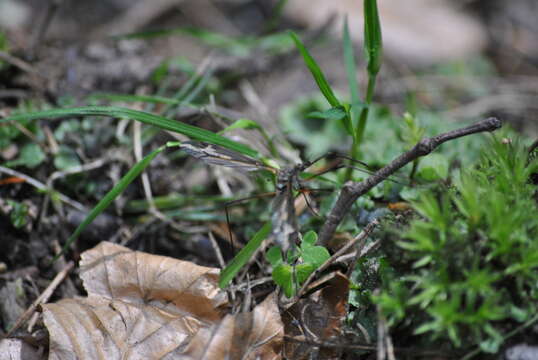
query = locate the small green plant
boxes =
[266,230,330,297]
[6,200,30,229]
[289,0,383,178]
[3,143,45,169]
[372,136,538,355]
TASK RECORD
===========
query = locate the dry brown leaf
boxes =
[186,293,283,360]
[0,338,41,360]
[283,0,486,67]
[42,241,284,359]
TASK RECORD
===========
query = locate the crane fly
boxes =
[180,141,403,255]
[180,141,340,255]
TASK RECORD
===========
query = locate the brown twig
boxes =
[284,335,454,357]
[3,261,74,338]
[318,117,502,247]
[345,237,381,279]
[29,0,64,56]
[0,165,85,211]
[208,231,226,270]
[0,51,41,77]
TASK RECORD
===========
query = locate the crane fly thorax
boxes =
[276,166,304,193]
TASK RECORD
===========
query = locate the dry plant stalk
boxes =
[318,117,502,246]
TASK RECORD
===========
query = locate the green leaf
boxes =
[307,107,346,121]
[4,143,45,168]
[479,324,503,353]
[53,120,81,141]
[301,245,330,268]
[54,146,81,171]
[509,305,529,322]
[1,106,259,158]
[412,255,432,268]
[7,200,29,229]
[54,145,167,261]
[296,263,317,284]
[219,221,272,288]
[289,31,340,108]
[364,0,383,77]
[416,153,449,180]
[272,264,295,298]
[266,246,283,267]
[302,230,317,246]
[219,118,263,133]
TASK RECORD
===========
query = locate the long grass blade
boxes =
[364,0,383,77]
[343,17,361,134]
[289,31,340,108]
[219,221,272,288]
[90,93,187,106]
[1,106,259,158]
[53,145,166,261]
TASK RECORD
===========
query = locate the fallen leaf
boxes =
[0,338,41,360]
[42,241,284,359]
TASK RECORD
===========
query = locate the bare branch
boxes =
[318,117,502,247]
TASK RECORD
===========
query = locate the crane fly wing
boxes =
[181,141,273,172]
[271,180,297,255]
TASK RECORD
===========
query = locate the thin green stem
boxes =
[356,74,376,143]
[345,74,377,180]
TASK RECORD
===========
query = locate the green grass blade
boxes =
[173,67,204,103]
[180,66,214,104]
[364,0,383,77]
[114,28,185,40]
[90,93,187,105]
[343,17,361,134]
[343,17,360,104]
[1,106,259,158]
[219,221,272,288]
[53,145,166,261]
[289,31,340,108]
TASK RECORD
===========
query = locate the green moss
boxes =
[373,135,538,353]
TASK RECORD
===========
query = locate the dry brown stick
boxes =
[284,335,376,351]
[3,261,74,338]
[208,231,226,270]
[0,51,41,76]
[284,335,453,357]
[0,165,85,211]
[29,0,64,54]
[318,117,502,247]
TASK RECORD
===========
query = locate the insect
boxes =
[180,141,408,255]
[180,141,340,255]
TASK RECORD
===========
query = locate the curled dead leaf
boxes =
[42,241,284,359]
